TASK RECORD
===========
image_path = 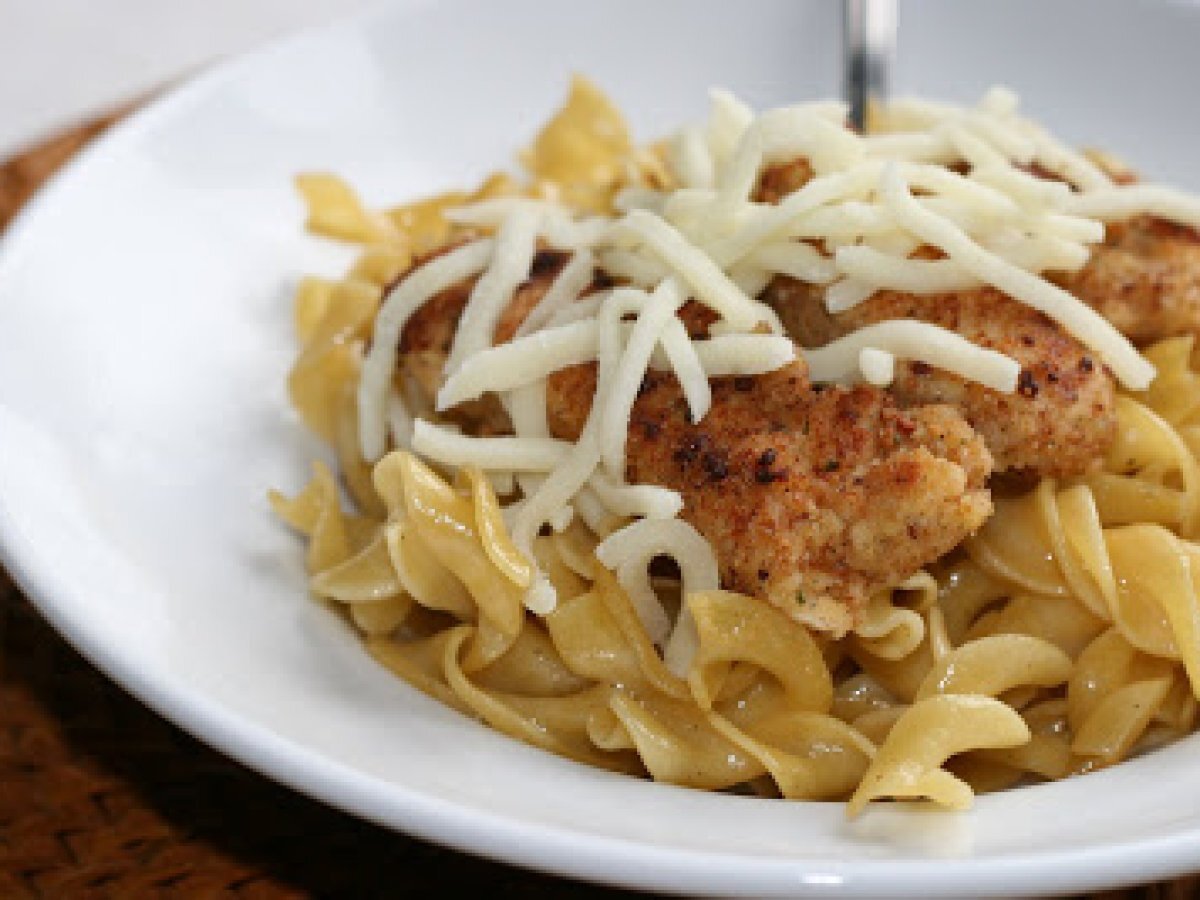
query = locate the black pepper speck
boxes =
[702,451,729,481]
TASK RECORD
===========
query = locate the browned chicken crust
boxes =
[763,277,1118,479]
[1057,216,1200,345]
[548,361,993,635]
[380,147,1200,632]
[391,253,994,634]
[756,157,815,204]
[756,157,1118,479]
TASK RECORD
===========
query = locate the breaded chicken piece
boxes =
[547,361,992,635]
[393,250,993,634]
[763,277,1117,478]
[1057,216,1200,345]
[755,158,1117,478]
[1055,154,1200,343]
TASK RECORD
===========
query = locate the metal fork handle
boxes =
[843,0,897,132]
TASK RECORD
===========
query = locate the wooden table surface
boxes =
[0,115,1196,900]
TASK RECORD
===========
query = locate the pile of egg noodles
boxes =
[274,79,1200,814]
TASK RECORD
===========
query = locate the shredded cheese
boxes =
[879,163,1154,389]
[747,240,839,283]
[506,380,549,438]
[354,83,1200,626]
[513,248,596,338]
[834,245,979,295]
[572,486,623,538]
[511,419,601,588]
[386,389,413,449]
[600,279,686,478]
[357,238,494,461]
[443,205,541,373]
[705,89,755,170]
[588,469,683,520]
[688,334,797,376]
[411,419,570,471]
[658,318,711,423]
[858,347,896,387]
[437,319,598,409]
[595,518,719,674]
[616,209,761,328]
[669,125,716,190]
[1062,184,1200,229]
[716,108,864,215]
[596,247,670,286]
[805,319,1020,393]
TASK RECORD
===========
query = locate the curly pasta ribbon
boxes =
[280,117,1200,812]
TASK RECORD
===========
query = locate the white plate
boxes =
[3,1,1200,895]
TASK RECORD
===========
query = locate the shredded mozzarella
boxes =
[444,205,541,373]
[834,245,979,295]
[600,279,686,477]
[412,419,570,471]
[783,201,896,240]
[858,347,896,386]
[595,518,719,674]
[669,125,716,190]
[357,84,1198,626]
[588,469,683,520]
[545,292,606,328]
[824,278,878,314]
[707,165,885,266]
[1023,123,1111,191]
[487,471,517,496]
[689,334,797,376]
[506,380,549,438]
[972,162,1073,210]
[511,418,602,590]
[437,319,598,409]
[386,389,413,449]
[747,240,839,283]
[716,107,864,214]
[616,210,761,328]
[613,186,665,213]
[805,319,1020,393]
[902,161,1022,219]
[597,247,670,286]
[728,265,773,298]
[1062,184,1200,229]
[830,238,1094,298]
[573,486,623,537]
[658,318,711,423]
[880,163,1155,389]
[514,249,596,338]
[357,238,494,461]
[705,89,755,170]
[542,215,612,249]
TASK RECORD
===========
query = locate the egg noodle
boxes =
[274,78,1200,814]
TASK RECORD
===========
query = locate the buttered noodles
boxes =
[274,79,1200,814]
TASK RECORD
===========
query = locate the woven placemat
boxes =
[0,112,1196,900]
